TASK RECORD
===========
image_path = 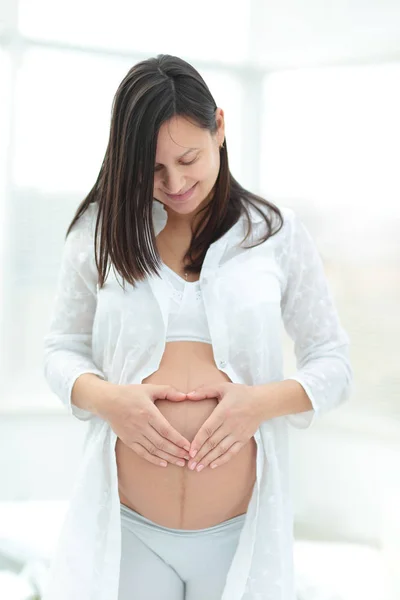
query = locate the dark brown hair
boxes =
[66,54,284,288]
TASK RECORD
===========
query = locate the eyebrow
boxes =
[155,147,199,167]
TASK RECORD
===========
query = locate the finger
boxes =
[189,412,225,458]
[153,386,188,403]
[188,427,229,469]
[186,386,222,401]
[199,440,243,471]
[146,427,191,460]
[140,438,189,467]
[130,442,170,467]
[148,409,191,452]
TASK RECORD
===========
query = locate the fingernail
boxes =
[190,449,197,458]
[176,460,185,467]
[196,464,204,472]
[189,462,197,471]
[211,464,218,469]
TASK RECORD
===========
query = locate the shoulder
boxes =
[243,198,298,243]
[64,202,99,266]
[69,202,99,238]
[241,201,319,276]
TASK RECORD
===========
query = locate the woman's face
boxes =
[153,109,225,220]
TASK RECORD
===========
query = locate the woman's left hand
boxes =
[185,382,262,472]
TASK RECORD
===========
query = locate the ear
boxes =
[214,107,225,143]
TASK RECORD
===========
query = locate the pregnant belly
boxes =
[115,341,257,529]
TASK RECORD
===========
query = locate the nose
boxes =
[162,169,185,194]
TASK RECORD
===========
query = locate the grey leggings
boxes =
[118,502,246,600]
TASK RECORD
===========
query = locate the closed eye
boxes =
[154,157,198,172]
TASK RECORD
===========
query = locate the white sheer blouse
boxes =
[42,198,353,600]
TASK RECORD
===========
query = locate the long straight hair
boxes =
[66,54,284,288]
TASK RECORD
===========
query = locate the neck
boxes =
[164,209,194,231]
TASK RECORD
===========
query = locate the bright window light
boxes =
[18,0,251,65]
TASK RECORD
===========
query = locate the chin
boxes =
[174,199,203,213]
[160,193,205,213]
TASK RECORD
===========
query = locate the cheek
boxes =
[193,165,209,182]
[195,155,219,183]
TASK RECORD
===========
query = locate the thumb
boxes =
[186,385,220,401]
[161,386,188,402]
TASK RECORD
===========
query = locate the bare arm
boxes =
[71,373,117,418]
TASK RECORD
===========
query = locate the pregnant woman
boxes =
[42,54,353,600]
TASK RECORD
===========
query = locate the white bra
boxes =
[161,262,212,344]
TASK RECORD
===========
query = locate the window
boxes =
[1,6,247,412]
[2,2,399,429]
[261,64,400,422]
[13,48,135,193]
[19,0,251,65]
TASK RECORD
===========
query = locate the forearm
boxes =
[71,373,117,417]
[251,379,313,422]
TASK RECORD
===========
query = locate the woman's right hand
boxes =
[98,383,191,467]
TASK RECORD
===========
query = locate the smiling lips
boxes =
[165,183,197,201]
